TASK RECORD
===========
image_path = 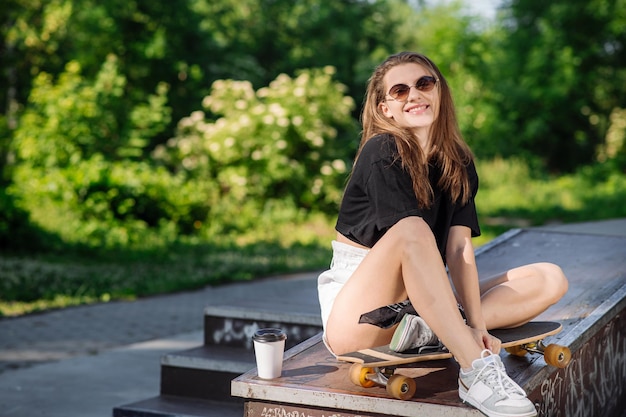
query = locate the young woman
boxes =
[317,52,568,417]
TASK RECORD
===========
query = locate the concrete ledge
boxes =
[204,305,322,351]
[204,305,322,326]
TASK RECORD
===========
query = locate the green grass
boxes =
[1,158,625,317]
[0,240,333,316]
[476,158,626,231]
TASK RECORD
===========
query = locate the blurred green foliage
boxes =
[154,68,356,226]
[7,64,355,249]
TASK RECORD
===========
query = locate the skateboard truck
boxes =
[505,340,572,368]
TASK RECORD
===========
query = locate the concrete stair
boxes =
[113,303,322,417]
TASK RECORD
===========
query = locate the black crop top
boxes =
[336,134,481,261]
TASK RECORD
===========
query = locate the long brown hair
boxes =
[358,52,473,208]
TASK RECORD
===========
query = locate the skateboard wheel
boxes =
[349,363,376,388]
[505,345,528,357]
[386,374,416,400]
[544,344,571,368]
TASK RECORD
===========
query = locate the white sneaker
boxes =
[389,314,439,352]
[459,350,537,417]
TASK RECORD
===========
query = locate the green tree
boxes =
[186,0,405,117]
[2,0,214,153]
[485,0,626,171]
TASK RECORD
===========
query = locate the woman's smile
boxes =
[406,103,430,115]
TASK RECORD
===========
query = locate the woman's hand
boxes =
[470,327,501,354]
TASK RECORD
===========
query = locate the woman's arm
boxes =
[446,226,484,329]
[446,225,503,351]
[446,226,487,328]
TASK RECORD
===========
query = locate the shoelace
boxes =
[465,350,526,400]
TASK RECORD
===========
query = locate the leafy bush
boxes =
[8,59,357,249]
[10,157,216,249]
[8,56,179,249]
[0,188,56,252]
[153,67,359,238]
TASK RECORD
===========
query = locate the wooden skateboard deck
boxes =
[337,321,571,400]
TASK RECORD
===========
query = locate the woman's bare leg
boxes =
[326,217,485,369]
[478,263,568,329]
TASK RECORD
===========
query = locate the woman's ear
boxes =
[379,101,393,119]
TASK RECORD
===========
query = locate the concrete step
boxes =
[115,304,325,415]
[161,304,324,402]
[203,304,322,350]
[160,344,253,401]
[113,395,243,417]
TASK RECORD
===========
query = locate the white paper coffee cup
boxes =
[252,328,287,379]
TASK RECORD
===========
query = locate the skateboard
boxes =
[337,321,571,400]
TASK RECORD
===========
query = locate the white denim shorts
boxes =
[317,240,369,356]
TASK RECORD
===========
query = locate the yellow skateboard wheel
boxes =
[544,344,571,368]
[386,374,416,400]
[349,363,376,388]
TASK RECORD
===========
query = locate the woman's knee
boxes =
[387,216,436,247]
[535,262,568,303]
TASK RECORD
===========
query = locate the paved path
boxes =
[0,271,321,374]
[0,291,208,374]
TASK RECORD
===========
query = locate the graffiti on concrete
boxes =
[535,314,625,417]
[211,317,320,350]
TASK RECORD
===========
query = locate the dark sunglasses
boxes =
[386,76,438,102]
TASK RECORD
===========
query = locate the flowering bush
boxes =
[154,66,358,236]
